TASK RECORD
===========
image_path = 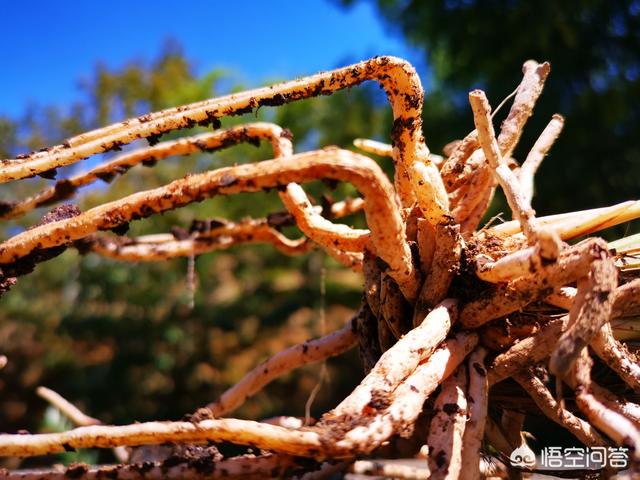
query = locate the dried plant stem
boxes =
[2,56,445,211]
[380,272,411,339]
[335,332,478,454]
[426,365,468,480]
[0,418,328,458]
[89,219,312,261]
[550,252,617,378]
[513,369,607,446]
[590,322,640,393]
[280,183,370,252]
[414,220,461,323]
[0,149,419,300]
[460,348,488,480]
[36,387,100,427]
[518,114,564,204]
[488,316,567,386]
[206,317,358,417]
[613,278,640,318]
[330,299,456,418]
[353,138,393,157]
[446,60,550,228]
[500,410,525,450]
[1,123,293,220]
[490,200,640,239]
[570,350,640,454]
[460,239,607,329]
[497,61,551,158]
[469,89,547,251]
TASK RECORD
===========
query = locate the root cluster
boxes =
[1,55,639,478]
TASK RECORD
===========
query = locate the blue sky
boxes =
[1,0,426,117]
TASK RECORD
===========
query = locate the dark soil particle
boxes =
[135,462,154,474]
[367,389,392,411]
[110,223,130,236]
[219,173,239,187]
[280,128,293,140]
[189,218,227,234]
[184,407,215,423]
[266,211,295,229]
[33,204,81,228]
[472,362,487,377]
[95,171,116,184]
[170,226,190,240]
[0,200,17,216]
[141,157,158,167]
[162,455,187,468]
[321,178,339,190]
[442,403,461,415]
[146,132,163,146]
[0,205,82,287]
[65,463,88,478]
[447,233,501,304]
[37,168,57,180]
[107,141,124,152]
[51,179,78,202]
[259,93,288,107]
